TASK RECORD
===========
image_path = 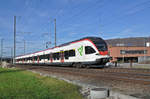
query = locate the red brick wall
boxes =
[108,46,150,61]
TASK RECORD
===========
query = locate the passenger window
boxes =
[56,53,60,60]
[53,53,56,60]
[34,56,38,61]
[85,46,96,54]
[39,55,45,60]
[64,51,69,59]
[44,54,50,60]
[52,53,60,60]
[69,50,75,57]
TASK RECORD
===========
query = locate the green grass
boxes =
[0,68,83,99]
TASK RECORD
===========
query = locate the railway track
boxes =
[16,65,150,85]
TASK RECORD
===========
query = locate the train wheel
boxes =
[85,65,90,69]
[73,63,82,68]
[76,64,82,68]
[72,63,76,68]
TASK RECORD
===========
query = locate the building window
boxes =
[85,46,96,54]
[120,50,147,54]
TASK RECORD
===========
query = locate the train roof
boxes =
[58,37,104,47]
[16,37,104,58]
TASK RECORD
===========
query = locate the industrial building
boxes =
[106,37,150,63]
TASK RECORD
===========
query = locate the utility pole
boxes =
[11,47,13,64]
[144,38,146,64]
[54,19,57,47]
[1,39,3,63]
[24,40,26,55]
[50,21,51,46]
[13,16,16,64]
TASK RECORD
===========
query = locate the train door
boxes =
[32,56,34,63]
[22,59,24,63]
[50,53,53,63]
[60,51,64,63]
[77,45,85,61]
[37,56,39,63]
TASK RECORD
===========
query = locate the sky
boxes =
[0,0,150,56]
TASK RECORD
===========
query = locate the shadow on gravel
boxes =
[0,69,24,74]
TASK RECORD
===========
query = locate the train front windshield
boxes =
[89,37,108,51]
[95,44,107,51]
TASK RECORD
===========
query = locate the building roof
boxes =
[105,37,150,47]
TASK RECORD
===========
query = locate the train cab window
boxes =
[95,44,107,51]
[85,46,96,54]
[64,51,69,59]
[69,49,75,57]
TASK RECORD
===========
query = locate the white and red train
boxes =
[15,37,110,67]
